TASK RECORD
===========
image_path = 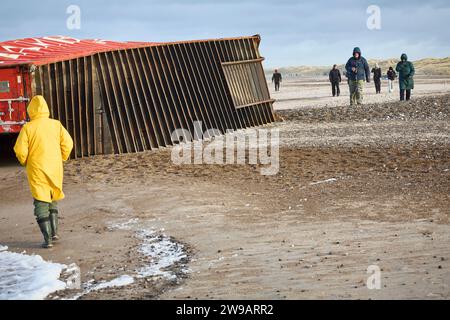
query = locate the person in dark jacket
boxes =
[329,64,342,97]
[387,66,396,93]
[396,53,415,101]
[371,63,382,94]
[345,47,370,105]
[272,69,282,91]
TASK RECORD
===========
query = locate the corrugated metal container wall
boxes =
[31,36,275,158]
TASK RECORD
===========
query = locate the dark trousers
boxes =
[34,199,58,221]
[274,82,280,91]
[400,89,411,101]
[375,79,381,93]
[331,81,340,96]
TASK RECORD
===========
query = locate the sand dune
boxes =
[266,57,450,77]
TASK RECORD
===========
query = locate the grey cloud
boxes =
[0,0,448,67]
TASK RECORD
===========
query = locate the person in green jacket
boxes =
[395,53,415,101]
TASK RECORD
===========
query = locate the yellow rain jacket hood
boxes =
[14,96,73,203]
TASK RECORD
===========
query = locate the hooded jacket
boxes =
[14,96,73,203]
[396,53,415,90]
[329,68,342,83]
[387,68,396,81]
[345,47,371,82]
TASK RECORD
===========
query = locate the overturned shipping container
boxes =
[0,35,275,158]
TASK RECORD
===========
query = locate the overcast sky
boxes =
[1,0,449,68]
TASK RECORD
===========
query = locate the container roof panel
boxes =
[0,35,261,68]
[0,36,156,67]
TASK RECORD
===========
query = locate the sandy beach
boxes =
[0,78,449,299]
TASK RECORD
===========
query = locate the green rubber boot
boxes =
[49,209,59,241]
[37,217,53,248]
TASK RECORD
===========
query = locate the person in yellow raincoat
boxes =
[14,95,73,248]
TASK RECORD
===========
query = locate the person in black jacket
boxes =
[387,66,396,93]
[272,69,282,91]
[329,64,342,97]
[371,63,382,94]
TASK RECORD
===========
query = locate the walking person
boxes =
[14,95,73,248]
[329,64,342,97]
[345,47,370,105]
[272,69,282,92]
[371,63,382,94]
[387,66,396,93]
[396,53,415,101]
